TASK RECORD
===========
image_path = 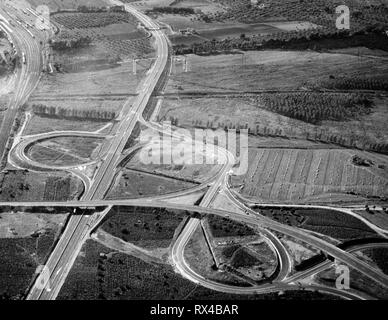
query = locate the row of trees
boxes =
[146,6,195,16]
[174,26,388,55]
[259,92,373,124]
[77,5,125,13]
[53,12,135,29]
[206,0,387,30]
[163,115,388,155]
[77,5,108,13]
[32,104,117,121]
[319,77,388,91]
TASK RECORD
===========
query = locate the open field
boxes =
[0,211,68,299]
[213,237,278,282]
[0,170,83,202]
[23,115,110,135]
[33,62,147,97]
[125,138,223,183]
[254,207,379,241]
[184,223,252,286]
[100,206,187,249]
[206,214,256,238]
[0,211,68,238]
[106,169,197,200]
[279,235,322,271]
[166,51,388,93]
[27,136,104,167]
[202,214,279,283]
[231,148,388,204]
[29,59,149,124]
[126,158,221,184]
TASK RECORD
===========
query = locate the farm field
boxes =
[168,21,282,46]
[51,11,155,61]
[144,0,317,45]
[26,0,108,11]
[57,239,199,300]
[106,169,197,200]
[0,170,83,202]
[158,95,388,151]
[57,238,337,300]
[0,211,68,299]
[128,0,223,15]
[27,136,104,167]
[165,0,222,13]
[209,0,388,30]
[231,148,388,204]
[100,206,187,249]
[165,51,388,93]
[254,207,379,241]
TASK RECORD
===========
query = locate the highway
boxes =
[0,5,44,167]
[7,199,384,300]
[222,187,388,288]
[10,130,107,171]
[26,1,171,300]
[285,242,388,284]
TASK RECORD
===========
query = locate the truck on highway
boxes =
[22,52,26,64]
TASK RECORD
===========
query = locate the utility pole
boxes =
[183,56,189,72]
[171,55,175,74]
[133,58,137,75]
